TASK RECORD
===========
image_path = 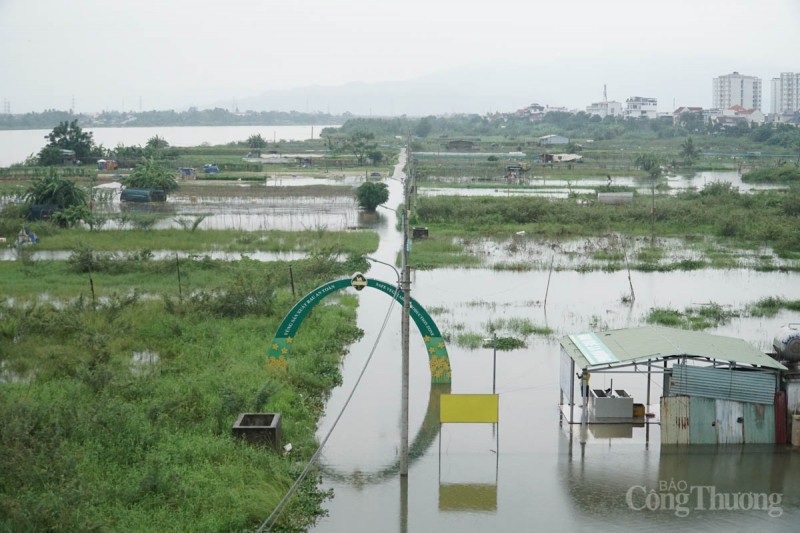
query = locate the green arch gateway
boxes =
[267,276,452,384]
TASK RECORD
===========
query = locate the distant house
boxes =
[514,103,547,122]
[586,101,623,118]
[672,106,705,126]
[624,96,658,119]
[539,134,569,145]
[717,105,766,126]
[445,140,475,151]
[729,105,766,125]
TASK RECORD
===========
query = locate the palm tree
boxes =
[23,170,88,209]
[679,137,701,167]
[122,158,179,194]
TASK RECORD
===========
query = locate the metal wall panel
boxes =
[743,402,775,444]
[661,396,689,445]
[716,400,744,444]
[670,365,776,405]
[688,397,717,444]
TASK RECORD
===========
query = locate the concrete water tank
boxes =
[774,324,800,362]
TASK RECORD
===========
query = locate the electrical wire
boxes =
[257,285,401,533]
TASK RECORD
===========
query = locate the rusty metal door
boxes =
[715,399,744,444]
[661,396,689,445]
[688,397,717,444]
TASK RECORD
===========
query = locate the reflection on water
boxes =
[560,426,800,531]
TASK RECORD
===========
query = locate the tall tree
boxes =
[38,120,96,164]
[679,137,701,167]
[355,182,389,212]
[347,131,378,166]
[247,134,267,156]
[146,135,170,150]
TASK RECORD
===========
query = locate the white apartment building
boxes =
[770,72,800,114]
[712,72,762,111]
[624,97,657,119]
[586,100,623,118]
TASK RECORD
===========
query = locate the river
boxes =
[307,151,800,532]
[0,124,337,167]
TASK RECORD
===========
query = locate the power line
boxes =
[258,284,401,532]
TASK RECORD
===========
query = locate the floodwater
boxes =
[5,145,800,530]
[423,170,787,199]
[308,152,800,532]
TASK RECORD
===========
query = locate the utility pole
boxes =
[400,136,412,477]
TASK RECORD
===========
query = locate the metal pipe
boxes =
[492,333,497,395]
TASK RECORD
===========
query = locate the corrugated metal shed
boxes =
[661,396,776,445]
[560,326,786,372]
[669,364,777,405]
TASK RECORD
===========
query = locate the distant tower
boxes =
[603,84,607,104]
[2,99,10,114]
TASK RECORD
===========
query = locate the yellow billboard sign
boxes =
[440,394,499,424]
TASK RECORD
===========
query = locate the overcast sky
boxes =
[1,0,799,115]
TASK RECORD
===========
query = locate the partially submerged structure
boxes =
[559,326,787,445]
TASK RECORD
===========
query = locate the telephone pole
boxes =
[400,136,411,476]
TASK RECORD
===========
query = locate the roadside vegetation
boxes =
[0,243,374,531]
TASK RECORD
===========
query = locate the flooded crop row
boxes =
[421,170,788,198]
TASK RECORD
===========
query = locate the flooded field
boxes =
[4,151,800,531]
[421,170,788,199]
[306,153,800,532]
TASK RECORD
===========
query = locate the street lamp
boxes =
[364,256,400,284]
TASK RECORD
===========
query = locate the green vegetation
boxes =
[355,181,389,212]
[749,297,800,317]
[122,157,179,193]
[247,133,268,156]
[38,120,99,165]
[743,164,800,183]
[486,317,552,337]
[679,137,701,167]
[633,152,665,179]
[410,185,800,259]
[646,303,738,330]
[404,237,482,270]
[0,240,370,531]
[23,170,87,209]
